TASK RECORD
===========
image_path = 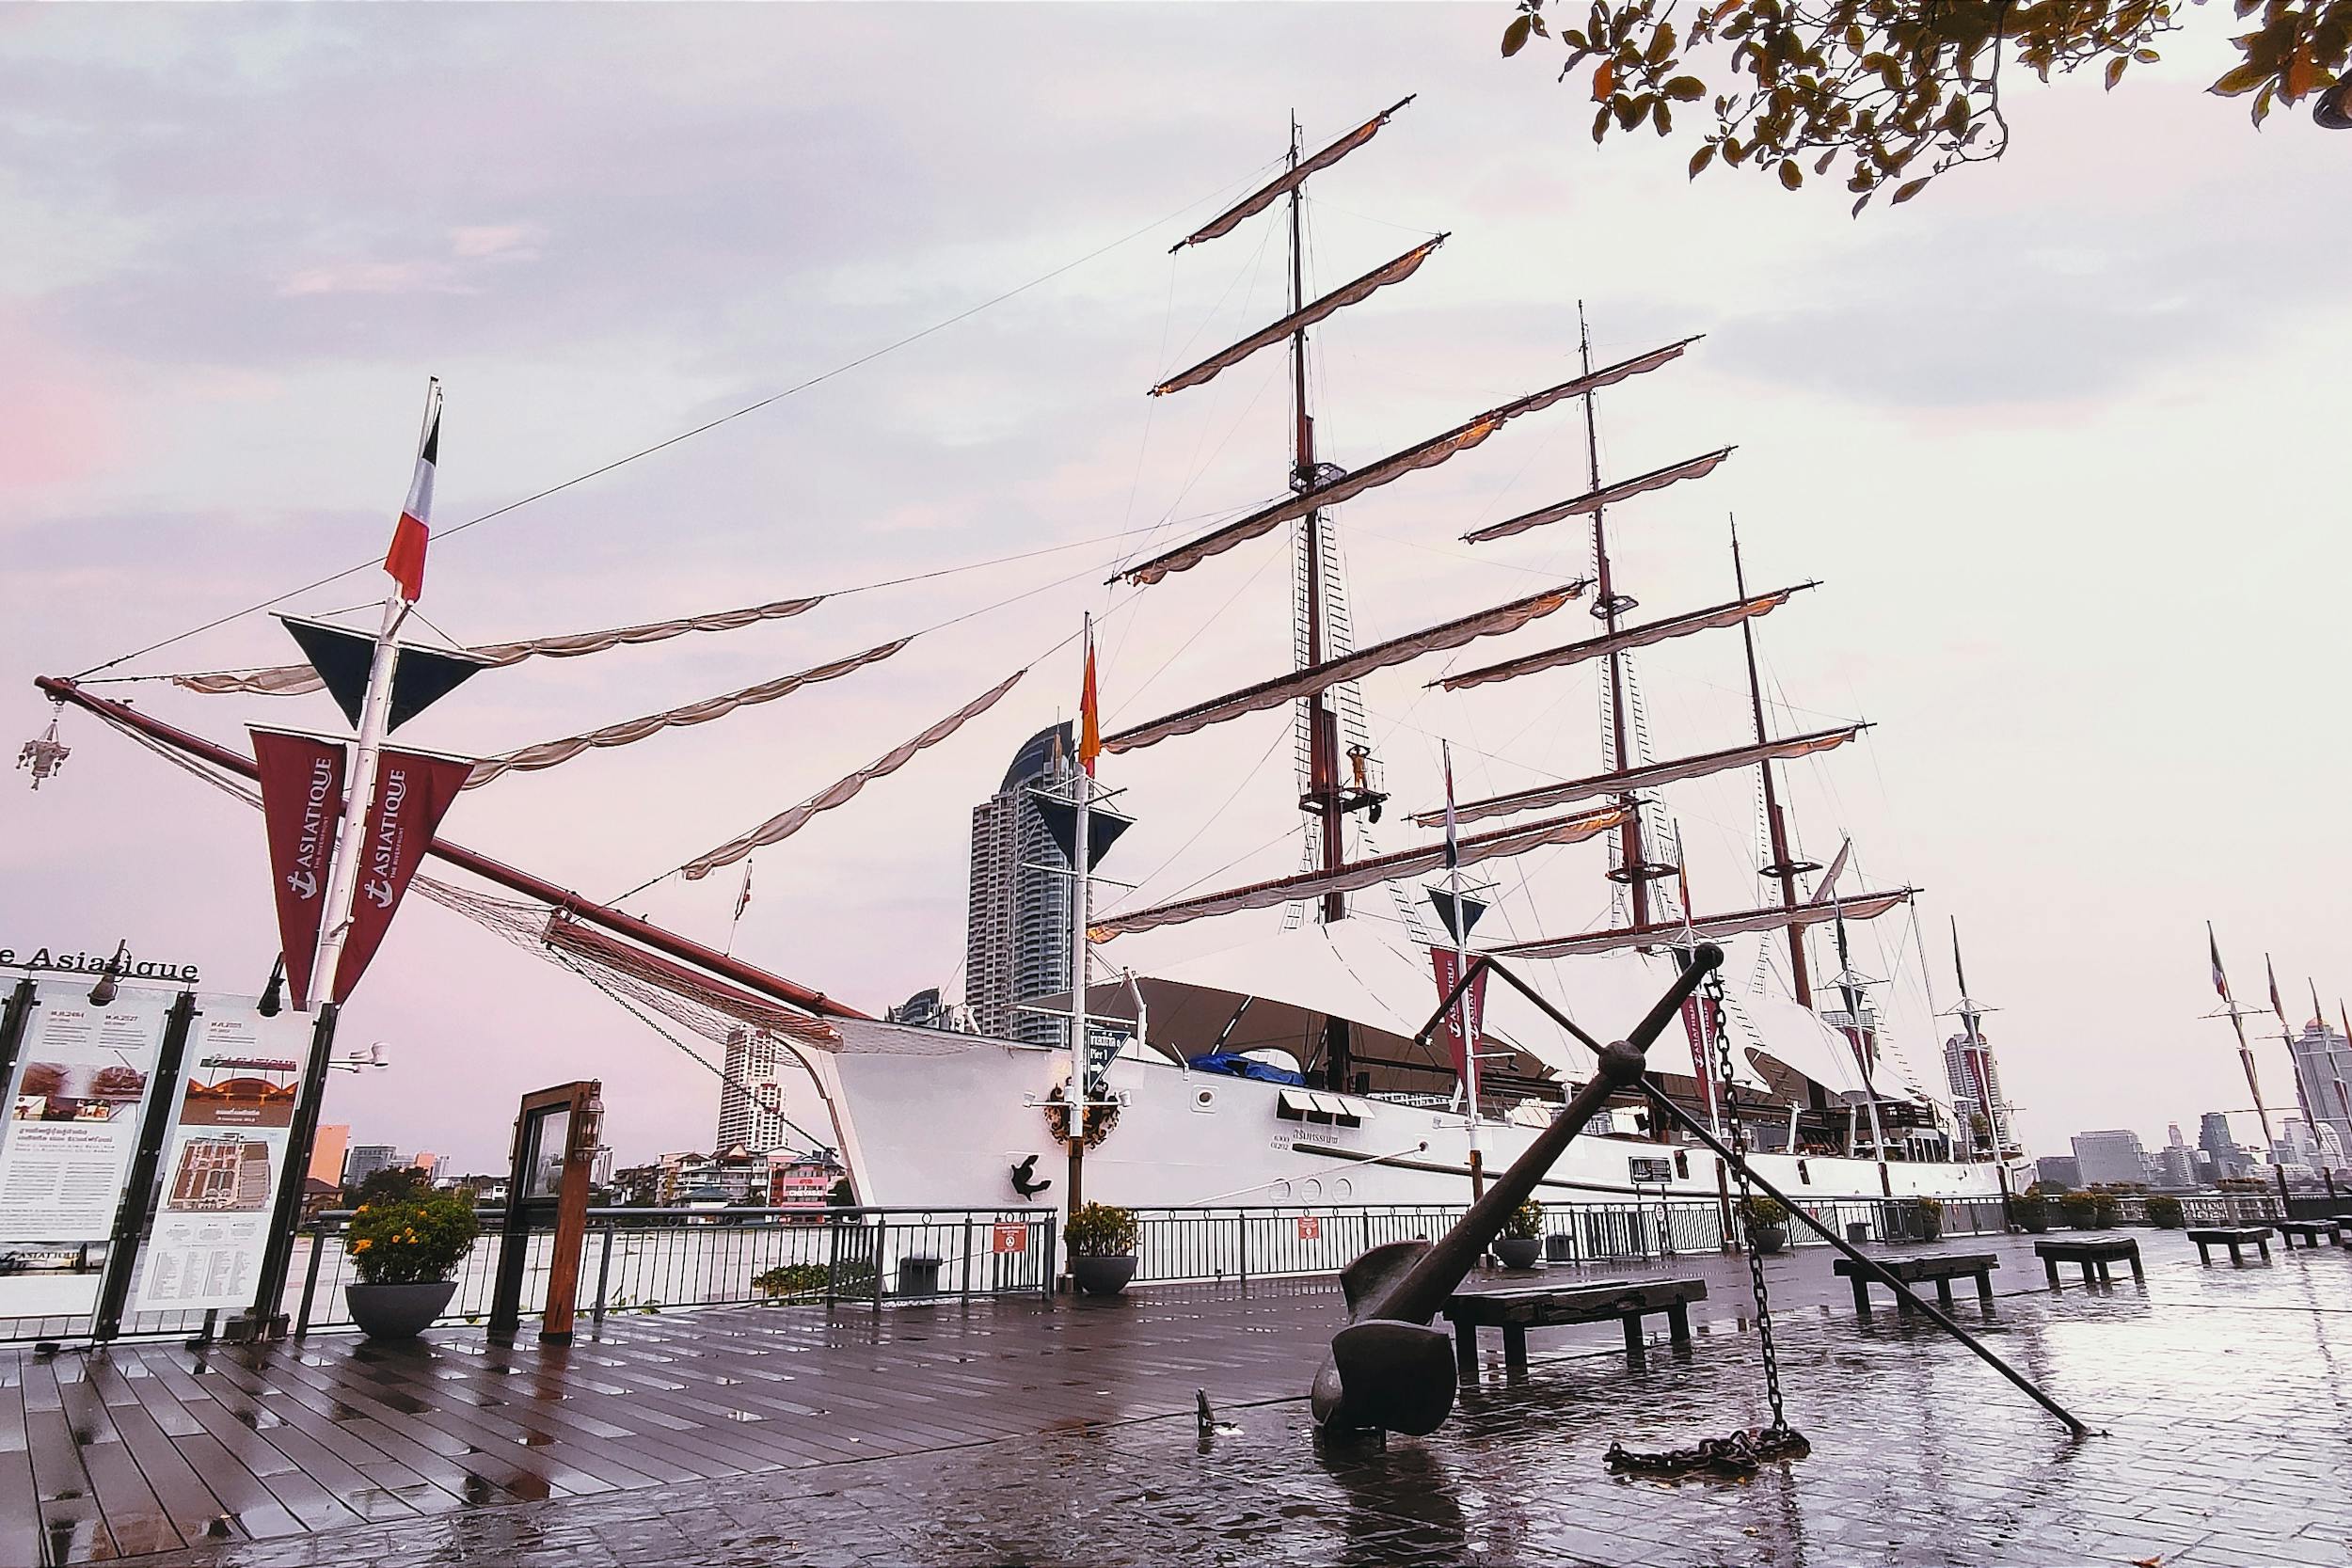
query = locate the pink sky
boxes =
[4,8,2347,1171]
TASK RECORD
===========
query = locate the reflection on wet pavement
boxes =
[11,1231,2350,1565]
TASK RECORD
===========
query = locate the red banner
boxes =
[329,747,472,1004]
[251,728,347,1010]
[1429,947,1488,1079]
[1680,996,1720,1127]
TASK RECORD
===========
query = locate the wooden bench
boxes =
[2033,1234,2143,1289]
[2187,1227,2272,1265]
[2335,1214,2352,1247]
[1442,1278,1708,1375]
[2277,1219,2338,1249]
[1831,1251,1998,1316]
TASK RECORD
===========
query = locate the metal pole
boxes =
[1065,618,1094,1275]
[92,990,199,1343]
[231,1001,339,1339]
[1641,1081,2090,1438]
[1443,740,1482,1199]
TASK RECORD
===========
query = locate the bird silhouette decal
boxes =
[1009,1153,1052,1198]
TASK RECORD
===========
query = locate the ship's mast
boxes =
[1730,518,1815,1006]
[1288,112,1346,926]
[1580,305,1664,928]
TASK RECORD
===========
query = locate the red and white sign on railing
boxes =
[1295,1215,1322,1241]
[991,1222,1028,1254]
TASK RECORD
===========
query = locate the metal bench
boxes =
[2276,1220,2338,1250]
[1832,1251,1998,1316]
[1442,1278,1708,1375]
[2033,1234,2143,1289]
[2335,1214,2352,1248]
[2186,1227,2272,1265]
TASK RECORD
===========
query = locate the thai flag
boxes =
[383,380,440,602]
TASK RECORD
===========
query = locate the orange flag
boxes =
[1077,620,1101,778]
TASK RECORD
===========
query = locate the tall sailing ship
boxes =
[775,97,2000,1211]
[32,96,2007,1216]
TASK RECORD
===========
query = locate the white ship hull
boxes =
[797,1022,2005,1212]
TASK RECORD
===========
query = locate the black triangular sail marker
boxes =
[279,615,490,734]
[1029,792,1135,871]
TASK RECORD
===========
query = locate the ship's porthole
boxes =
[1192,1088,1216,1112]
[1332,1178,1354,1200]
[1270,1180,1292,1201]
[1302,1178,1324,1201]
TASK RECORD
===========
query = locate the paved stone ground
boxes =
[57,1232,2352,1566]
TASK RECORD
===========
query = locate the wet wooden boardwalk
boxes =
[0,1234,2092,1565]
[0,1280,1350,1564]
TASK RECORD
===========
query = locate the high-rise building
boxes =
[965,722,1076,1047]
[2034,1155,2080,1188]
[2197,1111,2248,1178]
[2285,1018,2352,1159]
[308,1123,350,1187]
[342,1144,403,1187]
[2154,1143,2194,1188]
[2070,1129,2149,1187]
[1941,1028,2016,1155]
[717,1028,789,1151]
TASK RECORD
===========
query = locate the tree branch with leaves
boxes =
[1502,0,2351,214]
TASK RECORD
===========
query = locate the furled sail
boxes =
[1437,583,1815,693]
[1171,96,1416,252]
[1151,236,1446,397]
[1463,448,1736,544]
[168,595,828,696]
[1103,580,1587,755]
[1413,727,1866,829]
[464,637,910,788]
[1490,889,1915,960]
[678,665,1028,879]
[1091,805,1629,937]
[1121,338,1701,587]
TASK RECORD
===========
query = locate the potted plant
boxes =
[1064,1202,1139,1296]
[1739,1194,1789,1255]
[1494,1199,1545,1269]
[344,1191,480,1339]
[2059,1191,2101,1230]
[2011,1191,2050,1234]
[2145,1194,2185,1228]
[1914,1196,1944,1242]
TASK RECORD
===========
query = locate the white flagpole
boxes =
[1067,614,1095,1229]
[1444,741,1481,1199]
[310,384,437,1007]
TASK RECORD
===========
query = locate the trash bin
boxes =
[895,1255,944,1297]
[1845,1222,1871,1245]
[1545,1232,1575,1263]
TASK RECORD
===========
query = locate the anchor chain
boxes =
[1706,964,1796,1441]
[1604,962,1809,1476]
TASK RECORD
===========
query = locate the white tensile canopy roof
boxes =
[1068,913,1880,1101]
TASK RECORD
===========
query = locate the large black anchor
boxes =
[1311,943,1722,1438]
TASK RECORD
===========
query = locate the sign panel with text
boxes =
[0,981,169,1243]
[134,1000,310,1313]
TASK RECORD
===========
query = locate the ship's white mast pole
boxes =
[1066,614,1094,1223]
[1444,740,1481,1194]
[311,388,435,1004]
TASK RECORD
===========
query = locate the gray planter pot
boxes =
[1750,1224,1788,1256]
[1493,1237,1543,1270]
[346,1279,457,1339]
[1071,1255,1137,1296]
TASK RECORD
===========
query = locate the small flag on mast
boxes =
[734,862,755,922]
[1077,619,1102,778]
[2266,953,2289,1031]
[2208,923,2231,1001]
[383,380,441,603]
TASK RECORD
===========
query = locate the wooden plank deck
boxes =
[0,1281,1352,1565]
